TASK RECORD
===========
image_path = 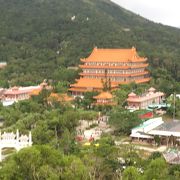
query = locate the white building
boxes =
[131,117,180,146]
[0,130,32,161]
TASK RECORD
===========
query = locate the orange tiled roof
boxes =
[30,89,42,96]
[119,77,151,85]
[81,47,146,62]
[127,91,164,103]
[93,91,113,99]
[69,87,89,92]
[70,78,118,89]
[49,93,73,102]
[69,77,150,92]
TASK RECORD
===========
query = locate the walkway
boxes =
[115,140,167,153]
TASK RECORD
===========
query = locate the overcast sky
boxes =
[111,0,180,27]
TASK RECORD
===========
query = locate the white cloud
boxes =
[111,0,180,27]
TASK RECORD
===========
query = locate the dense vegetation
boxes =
[0,0,179,87]
[0,0,180,179]
[0,86,179,179]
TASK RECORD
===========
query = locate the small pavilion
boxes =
[93,91,116,106]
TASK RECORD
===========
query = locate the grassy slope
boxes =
[0,0,179,84]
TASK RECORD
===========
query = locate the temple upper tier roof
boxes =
[81,47,146,62]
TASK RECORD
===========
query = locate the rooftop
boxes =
[48,93,73,102]
[154,120,180,132]
[70,78,118,89]
[127,88,164,102]
[30,89,42,96]
[81,47,147,63]
[4,88,31,95]
[93,91,113,99]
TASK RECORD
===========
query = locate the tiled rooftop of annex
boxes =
[93,91,113,99]
[70,78,118,89]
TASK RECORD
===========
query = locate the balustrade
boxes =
[0,130,32,161]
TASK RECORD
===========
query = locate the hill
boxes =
[0,0,179,88]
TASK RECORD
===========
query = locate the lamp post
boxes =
[173,92,176,121]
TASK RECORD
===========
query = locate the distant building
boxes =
[130,117,180,146]
[69,47,150,97]
[3,86,32,102]
[29,81,52,97]
[93,91,116,106]
[0,62,7,69]
[1,80,52,106]
[48,93,73,104]
[127,87,165,110]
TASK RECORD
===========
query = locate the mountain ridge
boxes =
[0,0,179,85]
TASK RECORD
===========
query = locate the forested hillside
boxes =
[0,0,179,86]
[0,1,180,178]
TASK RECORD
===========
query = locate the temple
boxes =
[69,47,150,97]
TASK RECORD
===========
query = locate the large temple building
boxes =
[70,47,150,97]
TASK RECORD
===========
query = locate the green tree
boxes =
[81,91,98,109]
[109,110,141,135]
[123,166,140,180]
[143,158,168,180]
[168,165,180,180]
[148,152,162,160]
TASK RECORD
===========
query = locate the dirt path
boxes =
[115,140,167,153]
